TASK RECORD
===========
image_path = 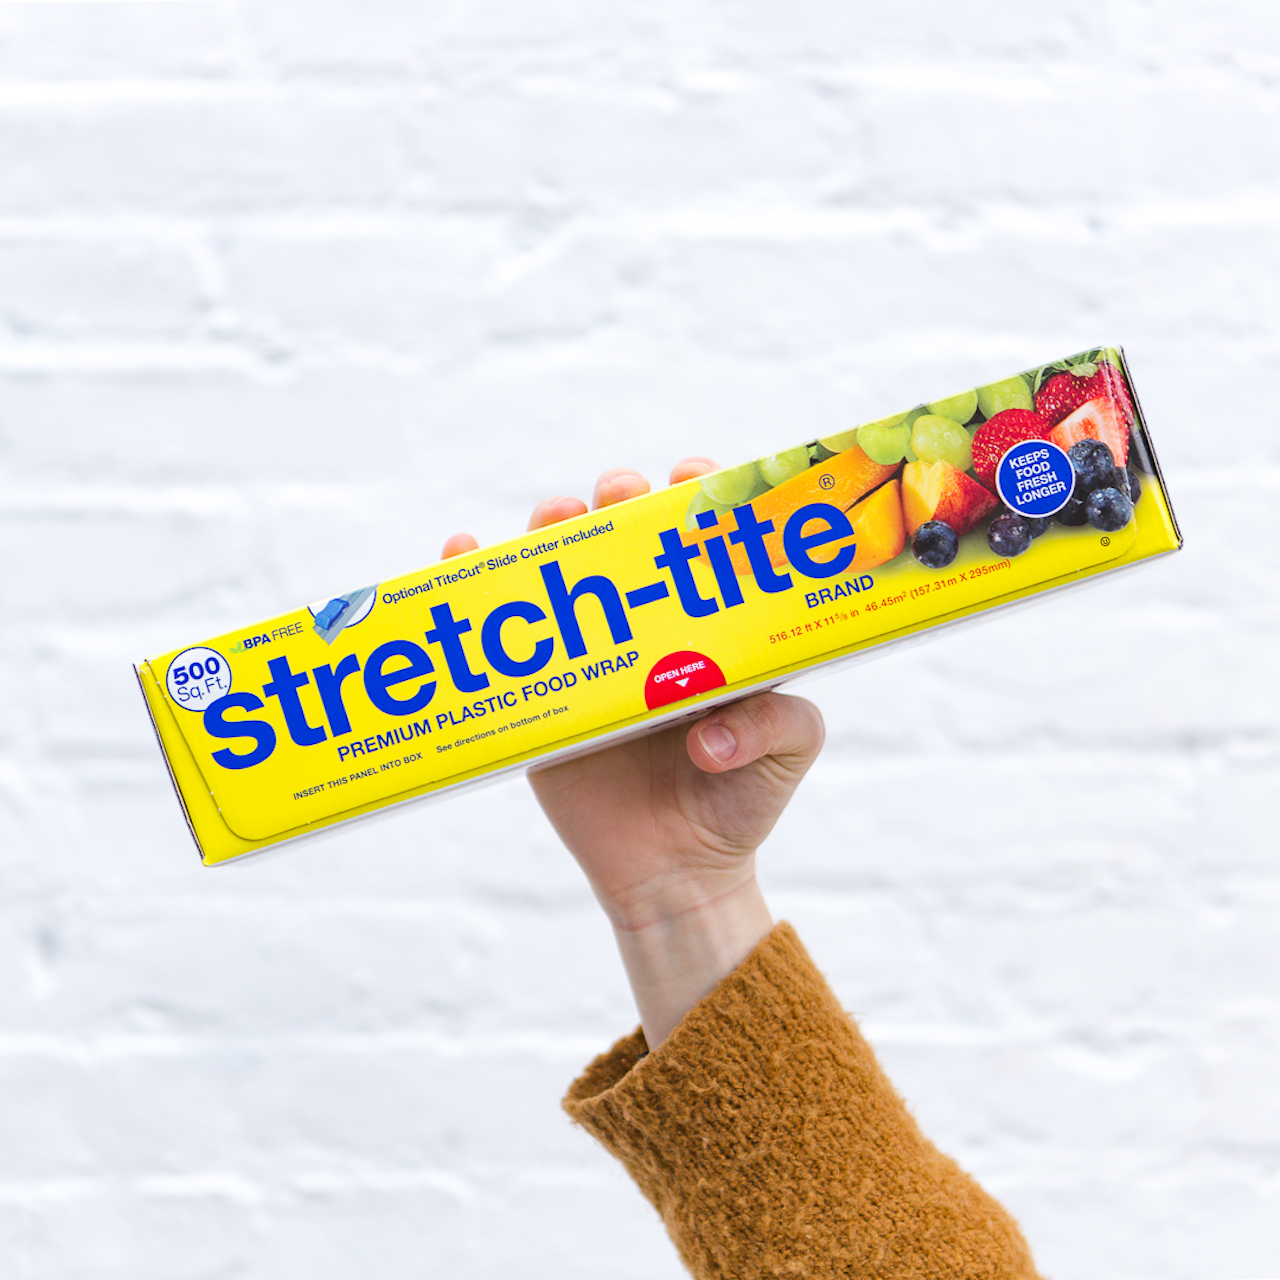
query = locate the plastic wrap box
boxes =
[137,346,1181,864]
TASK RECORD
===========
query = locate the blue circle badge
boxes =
[995,440,1075,517]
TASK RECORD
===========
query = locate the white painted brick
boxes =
[244,0,658,77]
[1114,0,1280,64]
[848,73,1280,206]
[403,78,846,215]
[0,233,209,341]
[0,2,249,80]
[0,369,421,488]
[1018,1165,1280,1280]
[6,900,620,1040]
[0,1045,597,1179]
[1,1,1278,1276]
[667,1,1102,65]
[211,218,649,360]
[467,1173,685,1279]
[0,89,415,217]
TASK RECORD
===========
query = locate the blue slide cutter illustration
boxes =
[314,598,349,630]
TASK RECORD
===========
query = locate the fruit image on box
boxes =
[136,346,1181,866]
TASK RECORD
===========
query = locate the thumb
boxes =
[686,692,825,778]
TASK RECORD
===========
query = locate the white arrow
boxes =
[675,677,690,687]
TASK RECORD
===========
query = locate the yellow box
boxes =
[137,346,1181,865]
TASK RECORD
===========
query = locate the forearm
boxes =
[612,875,774,1047]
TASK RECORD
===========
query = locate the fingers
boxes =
[441,532,479,559]
[528,468,648,533]
[670,456,719,485]
[528,495,589,532]
[526,458,712,537]
[686,692,826,777]
[592,468,650,509]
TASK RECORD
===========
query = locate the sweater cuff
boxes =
[563,921,1042,1280]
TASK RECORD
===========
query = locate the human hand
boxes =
[441,461,825,1044]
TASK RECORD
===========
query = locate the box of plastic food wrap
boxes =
[137,345,1181,865]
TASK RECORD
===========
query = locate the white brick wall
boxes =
[1,2,1277,1276]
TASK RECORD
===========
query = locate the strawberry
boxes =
[971,409,1052,491]
[1035,360,1134,426]
[1047,396,1130,467]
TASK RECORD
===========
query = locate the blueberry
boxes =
[1068,439,1120,492]
[911,520,960,569]
[1085,486,1133,532]
[1023,515,1053,539]
[988,511,1032,558]
[1126,468,1142,505]
[1055,493,1089,526]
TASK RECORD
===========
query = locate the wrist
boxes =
[595,853,763,935]
[612,875,774,1049]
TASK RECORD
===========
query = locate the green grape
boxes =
[822,413,906,455]
[910,414,973,471]
[926,389,978,424]
[700,461,760,505]
[685,490,730,530]
[817,427,861,453]
[857,419,913,464]
[758,447,810,487]
[897,409,926,461]
[975,374,1033,418]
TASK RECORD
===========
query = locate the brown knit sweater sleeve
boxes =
[563,922,1044,1280]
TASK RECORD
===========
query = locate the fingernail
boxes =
[697,723,736,765]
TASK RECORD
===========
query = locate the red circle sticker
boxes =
[643,650,727,710]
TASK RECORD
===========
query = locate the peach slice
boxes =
[901,459,999,537]
[686,444,899,574]
[844,478,907,573]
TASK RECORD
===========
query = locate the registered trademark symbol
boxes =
[819,473,835,490]
[1101,536,1111,546]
